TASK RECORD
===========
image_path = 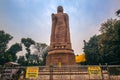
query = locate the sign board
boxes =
[88,66,101,76]
[26,67,39,78]
[58,62,61,67]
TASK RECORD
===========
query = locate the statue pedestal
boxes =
[46,49,76,66]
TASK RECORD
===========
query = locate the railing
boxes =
[0,65,120,80]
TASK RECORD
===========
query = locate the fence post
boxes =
[99,63,104,80]
[88,65,90,80]
[0,67,2,79]
[50,65,53,80]
[106,63,110,80]
[69,66,71,80]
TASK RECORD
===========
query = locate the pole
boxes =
[106,63,111,80]
[50,65,53,80]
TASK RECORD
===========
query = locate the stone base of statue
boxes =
[46,49,76,66]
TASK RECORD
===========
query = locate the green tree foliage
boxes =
[18,42,49,66]
[34,43,48,58]
[41,46,49,66]
[0,30,49,66]
[83,35,102,65]
[21,38,35,48]
[17,56,26,66]
[0,30,13,54]
[83,19,120,65]
[99,19,120,64]
[116,9,120,17]
[28,43,49,66]
[33,43,49,66]
[6,43,22,62]
[0,30,13,65]
[21,38,35,65]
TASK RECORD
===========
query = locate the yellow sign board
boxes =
[88,66,101,76]
[26,67,39,78]
[58,62,61,67]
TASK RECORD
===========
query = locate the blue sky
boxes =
[0,0,120,55]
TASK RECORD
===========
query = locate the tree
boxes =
[116,9,120,17]
[0,30,13,53]
[17,56,26,66]
[21,38,35,65]
[41,46,49,65]
[83,35,102,65]
[20,38,50,66]
[0,30,13,65]
[34,43,48,59]
[6,43,22,62]
[30,43,49,66]
[99,19,120,64]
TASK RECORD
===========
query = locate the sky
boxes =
[0,0,120,55]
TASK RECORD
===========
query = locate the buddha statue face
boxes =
[57,6,63,13]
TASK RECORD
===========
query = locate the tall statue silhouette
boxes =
[50,6,71,50]
[46,6,75,66]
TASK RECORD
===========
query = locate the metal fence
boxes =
[0,65,120,80]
